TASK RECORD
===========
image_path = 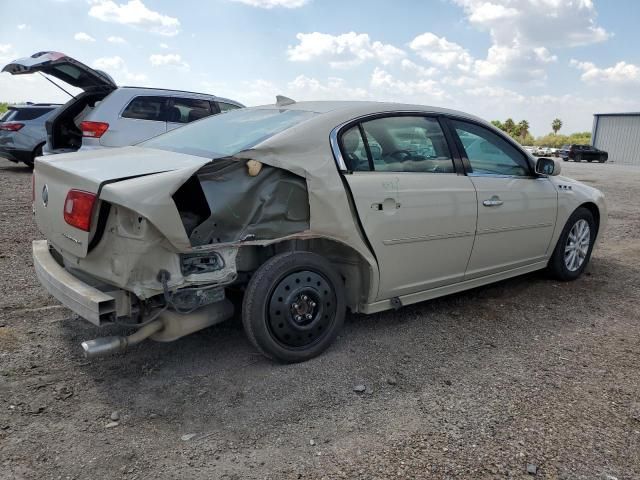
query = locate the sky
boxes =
[1,0,639,136]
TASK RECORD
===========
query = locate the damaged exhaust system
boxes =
[81,320,165,358]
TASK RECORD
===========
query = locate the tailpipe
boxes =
[81,320,164,358]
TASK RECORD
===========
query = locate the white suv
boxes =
[2,51,243,155]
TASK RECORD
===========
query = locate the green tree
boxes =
[551,118,562,135]
[491,120,504,131]
[517,120,530,142]
[0,102,8,116]
[504,118,516,135]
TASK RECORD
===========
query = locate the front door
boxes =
[340,115,478,300]
[448,119,558,279]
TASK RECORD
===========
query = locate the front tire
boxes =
[548,207,596,281]
[242,252,346,363]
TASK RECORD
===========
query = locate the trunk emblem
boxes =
[42,184,49,207]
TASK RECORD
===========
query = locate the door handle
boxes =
[371,199,401,211]
[483,196,503,207]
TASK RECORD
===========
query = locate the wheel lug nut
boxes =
[295,315,302,321]
[302,295,308,301]
[305,314,312,320]
[293,303,299,309]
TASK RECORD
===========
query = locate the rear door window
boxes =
[121,96,169,122]
[168,98,214,123]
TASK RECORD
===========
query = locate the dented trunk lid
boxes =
[34,146,211,257]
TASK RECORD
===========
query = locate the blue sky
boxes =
[1,0,639,135]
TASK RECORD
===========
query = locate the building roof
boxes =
[593,112,640,117]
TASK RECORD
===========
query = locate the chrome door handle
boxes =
[483,197,503,207]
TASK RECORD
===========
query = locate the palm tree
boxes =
[491,120,504,131]
[518,120,530,141]
[504,118,516,136]
[552,118,562,135]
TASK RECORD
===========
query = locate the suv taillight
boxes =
[0,122,24,131]
[63,190,97,232]
[80,121,109,138]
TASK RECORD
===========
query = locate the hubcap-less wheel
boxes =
[267,270,337,348]
[564,219,590,271]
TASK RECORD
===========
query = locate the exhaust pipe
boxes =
[81,320,164,358]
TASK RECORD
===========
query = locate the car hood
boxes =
[2,51,116,91]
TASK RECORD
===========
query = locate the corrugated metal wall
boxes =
[593,115,640,166]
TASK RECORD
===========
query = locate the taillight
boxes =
[0,122,25,131]
[63,190,97,232]
[80,121,109,138]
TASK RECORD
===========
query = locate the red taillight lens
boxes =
[63,190,97,232]
[80,121,109,138]
[0,122,25,131]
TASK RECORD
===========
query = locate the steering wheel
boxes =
[388,150,412,161]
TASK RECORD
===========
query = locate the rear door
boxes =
[166,97,217,132]
[447,118,557,279]
[101,95,169,147]
[339,115,477,300]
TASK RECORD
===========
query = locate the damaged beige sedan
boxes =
[32,99,607,362]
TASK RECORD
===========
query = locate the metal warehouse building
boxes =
[592,113,640,166]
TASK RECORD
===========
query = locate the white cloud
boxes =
[93,56,147,84]
[17,24,29,30]
[446,0,607,82]
[286,75,370,100]
[401,59,438,77]
[88,0,180,36]
[570,59,640,85]
[230,0,309,8]
[74,32,96,42]
[287,32,405,68]
[0,43,15,62]
[149,53,190,70]
[409,33,472,71]
[159,43,169,49]
[370,68,447,101]
[107,36,126,44]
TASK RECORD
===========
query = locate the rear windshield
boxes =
[142,108,317,158]
[7,107,55,121]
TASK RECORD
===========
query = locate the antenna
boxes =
[38,72,76,99]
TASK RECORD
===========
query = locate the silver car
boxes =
[0,103,60,167]
[30,100,607,363]
[2,51,243,155]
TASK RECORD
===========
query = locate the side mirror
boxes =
[535,157,561,176]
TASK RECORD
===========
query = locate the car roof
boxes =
[118,86,244,106]
[9,103,61,109]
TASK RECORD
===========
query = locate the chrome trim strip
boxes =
[476,222,554,235]
[383,230,475,245]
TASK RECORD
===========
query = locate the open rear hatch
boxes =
[33,146,210,258]
[3,52,117,154]
[2,51,116,90]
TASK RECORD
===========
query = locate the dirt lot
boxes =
[1,158,639,480]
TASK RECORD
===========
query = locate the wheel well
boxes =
[32,142,45,159]
[237,238,373,312]
[579,202,600,236]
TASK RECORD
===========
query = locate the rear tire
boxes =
[25,144,43,169]
[242,251,346,363]
[599,155,607,163]
[548,207,596,281]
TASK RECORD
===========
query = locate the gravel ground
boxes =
[1,158,639,480]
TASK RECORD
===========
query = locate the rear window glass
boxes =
[0,110,14,122]
[122,96,168,121]
[142,108,317,158]
[10,107,55,121]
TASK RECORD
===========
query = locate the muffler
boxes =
[80,299,234,358]
[81,320,164,358]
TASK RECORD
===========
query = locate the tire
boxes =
[25,144,43,169]
[548,207,596,281]
[562,158,568,162]
[599,155,607,163]
[242,251,346,363]
[587,158,593,163]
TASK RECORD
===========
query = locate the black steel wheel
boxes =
[242,252,346,363]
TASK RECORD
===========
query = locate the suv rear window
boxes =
[8,107,55,121]
[122,96,168,121]
[218,102,241,113]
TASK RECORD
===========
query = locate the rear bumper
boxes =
[0,147,31,163]
[32,240,118,325]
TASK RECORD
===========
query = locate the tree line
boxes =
[491,117,591,148]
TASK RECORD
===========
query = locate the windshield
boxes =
[142,108,318,158]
